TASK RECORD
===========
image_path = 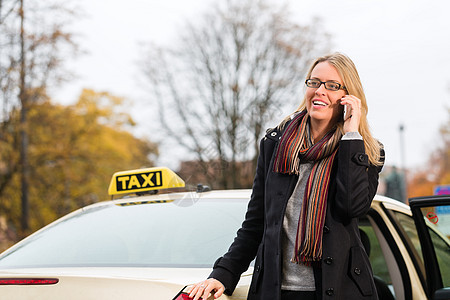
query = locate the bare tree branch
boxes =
[140,0,331,188]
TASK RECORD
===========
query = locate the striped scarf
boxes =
[273,110,341,265]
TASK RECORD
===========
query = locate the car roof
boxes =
[80,190,409,212]
[372,194,411,215]
[53,189,252,222]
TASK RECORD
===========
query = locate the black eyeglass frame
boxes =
[305,79,346,91]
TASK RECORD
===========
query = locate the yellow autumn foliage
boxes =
[0,89,158,240]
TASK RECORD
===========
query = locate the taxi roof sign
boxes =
[108,167,185,195]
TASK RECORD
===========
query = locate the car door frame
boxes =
[409,195,450,300]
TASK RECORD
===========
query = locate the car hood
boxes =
[0,267,251,300]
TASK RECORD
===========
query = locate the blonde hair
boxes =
[280,52,383,166]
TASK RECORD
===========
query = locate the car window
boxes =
[392,211,425,268]
[393,205,450,289]
[359,225,392,284]
[420,205,450,287]
[0,196,248,268]
[359,217,397,299]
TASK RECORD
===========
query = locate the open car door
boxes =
[409,195,450,300]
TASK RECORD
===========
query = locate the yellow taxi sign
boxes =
[108,167,185,195]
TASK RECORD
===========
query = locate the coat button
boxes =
[256,265,260,272]
[326,288,334,296]
[323,225,330,234]
[354,267,361,275]
[358,154,365,162]
[271,132,277,137]
[324,257,333,265]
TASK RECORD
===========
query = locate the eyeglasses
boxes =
[305,79,346,91]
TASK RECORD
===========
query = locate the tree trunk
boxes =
[19,0,29,232]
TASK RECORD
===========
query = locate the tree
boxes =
[140,0,330,189]
[0,89,158,237]
[0,0,79,231]
[407,108,450,198]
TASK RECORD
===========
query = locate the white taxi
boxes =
[0,167,449,300]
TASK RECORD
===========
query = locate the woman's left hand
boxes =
[187,278,225,300]
[340,95,362,134]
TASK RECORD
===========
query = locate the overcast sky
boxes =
[52,0,450,171]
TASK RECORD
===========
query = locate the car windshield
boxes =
[0,193,248,268]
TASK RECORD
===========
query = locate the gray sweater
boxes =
[281,161,315,291]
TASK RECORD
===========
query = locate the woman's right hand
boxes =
[188,278,225,300]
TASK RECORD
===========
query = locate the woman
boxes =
[189,53,384,300]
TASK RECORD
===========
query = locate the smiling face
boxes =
[305,61,347,130]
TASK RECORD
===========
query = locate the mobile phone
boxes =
[343,104,347,120]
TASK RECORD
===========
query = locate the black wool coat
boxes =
[209,125,384,300]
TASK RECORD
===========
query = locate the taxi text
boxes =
[115,171,162,191]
